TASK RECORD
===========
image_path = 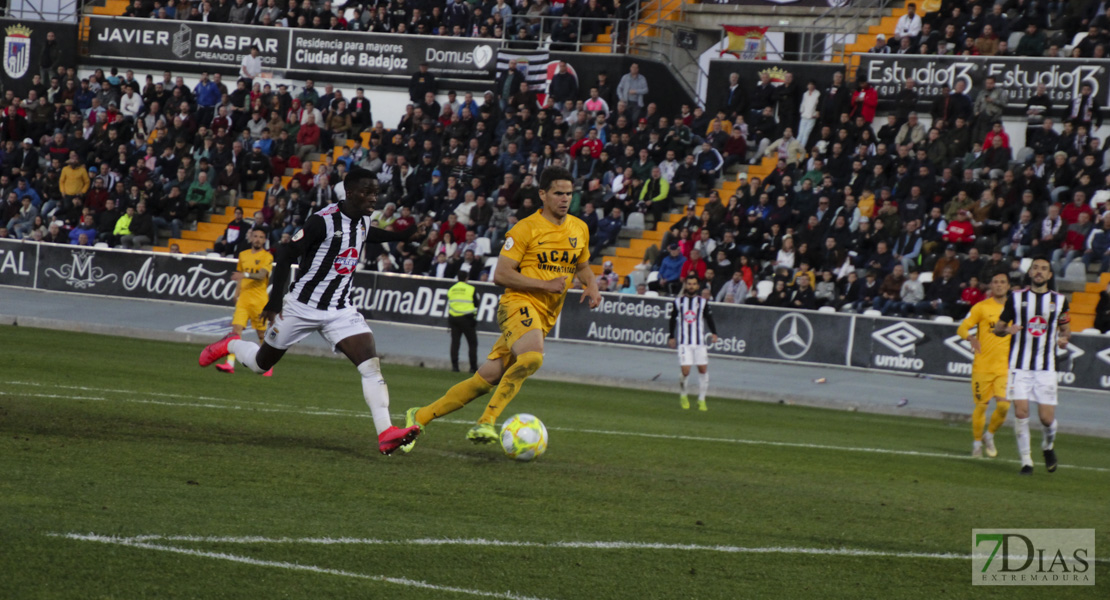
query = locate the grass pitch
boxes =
[1,326,1107,599]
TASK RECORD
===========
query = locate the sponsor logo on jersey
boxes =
[1028,315,1048,337]
[333,247,359,275]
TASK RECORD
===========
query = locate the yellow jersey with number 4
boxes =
[498,211,591,332]
[236,248,273,307]
[956,297,1010,376]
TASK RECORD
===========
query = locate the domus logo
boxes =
[871,321,926,370]
[425,44,493,70]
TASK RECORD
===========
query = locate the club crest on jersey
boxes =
[1027,315,1048,337]
[569,237,578,248]
[683,309,697,323]
[333,248,359,275]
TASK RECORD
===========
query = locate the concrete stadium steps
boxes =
[89,0,128,16]
[842,6,908,55]
[1069,273,1110,331]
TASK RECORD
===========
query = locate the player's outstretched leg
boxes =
[471,351,544,444]
[401,371,497,453]
[199,332,240,367]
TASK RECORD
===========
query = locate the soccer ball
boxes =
[500,414,548,461]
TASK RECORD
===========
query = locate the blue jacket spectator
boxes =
[193,77,221,107]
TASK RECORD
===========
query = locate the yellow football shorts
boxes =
[971,373,1008,404]
[488,301,547,367]
[232,299,269,331]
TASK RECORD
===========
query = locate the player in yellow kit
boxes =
[402,166,602,450]
[956,270,1012,458]
[218,228,275,376]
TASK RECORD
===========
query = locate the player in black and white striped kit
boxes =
[667,274,718,411]
[198,168,423,455]
[992,258,1071,475]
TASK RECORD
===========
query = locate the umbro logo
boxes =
[333,232,344,238]
[873,322,925,354]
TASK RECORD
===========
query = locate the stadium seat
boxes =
[643,290,660,297]
[646,271,660,284]
[628,270,645,288]
[862,309,883,317]
[476,237,492,257]
[755,280,773,301]
[94,242,109,249]
[919,272,933,284]
[626,212,645,230]
[1079,328,1103,335]
[934,316,955,323]
[818,306,836,313]
[1020,258,1033,272]
[1064,261,1087,281]
[207,252,222,258]
[1007,31,1024,49]
[484,257,498,272]
[1015,147,1034,164]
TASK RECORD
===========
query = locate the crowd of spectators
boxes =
[125,0,636,49]
[870,0,1110,58]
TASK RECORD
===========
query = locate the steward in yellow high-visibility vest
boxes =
[447,269,479,372]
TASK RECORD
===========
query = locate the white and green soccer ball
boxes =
[500,414,548,461]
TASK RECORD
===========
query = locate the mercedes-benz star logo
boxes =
[773,313,813,360]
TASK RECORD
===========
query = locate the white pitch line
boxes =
[54,532,1110,564]
[87,533,967,560]
[55,533,553,600]
[7,381,1109,473]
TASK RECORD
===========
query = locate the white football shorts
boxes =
[678,344,709,367]
[1006,369,1059,406]
[265,297,372,351]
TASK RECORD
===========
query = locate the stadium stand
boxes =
[1,0,1108,332]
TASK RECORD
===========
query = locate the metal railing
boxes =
[499,13,626,53]
[801,0,892,62]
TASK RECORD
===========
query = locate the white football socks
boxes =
[1042,419,1058,451]
[227,340,265,374]
[698,372,709,402]
[1015,417,1032,466]
[358,358,392,435]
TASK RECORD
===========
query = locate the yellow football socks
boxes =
[987,401,1011,435]
[415,373,494,425]
[972,402,988,441]
[478,351,544,426]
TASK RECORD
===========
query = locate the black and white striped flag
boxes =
[495,48,549,91]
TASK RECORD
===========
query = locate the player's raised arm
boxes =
[263,215,325,318]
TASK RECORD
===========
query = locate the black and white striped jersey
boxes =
[266,202,410,312]
[669,294,717,346]
[999,288,1071,372]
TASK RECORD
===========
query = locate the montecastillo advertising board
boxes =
[856,55,1110,115]
[88,17,287,71]
[87,16,499,80]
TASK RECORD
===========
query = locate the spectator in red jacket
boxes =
[295,114,321,160]
[944,209,976,251]
[982,121,1010,149]
[1061,190,1094,225]
[439,213,467,244]
[851,79,878,123]
[681,248,708,280]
